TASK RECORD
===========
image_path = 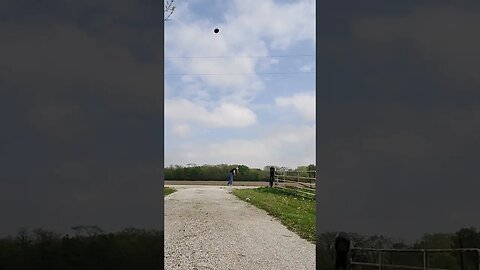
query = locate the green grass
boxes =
[284,185,316,194]
[232,187,315,243]
[276,186,315,199]
[164,187,176,196]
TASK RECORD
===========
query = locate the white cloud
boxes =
[300,63,314,72]
[165,0,315,103]
[166,124,315,168]
[275,92,316,121]
[228,0,315,50]
[166,19,265,97]
[165,98,257,128]
[172,124,191,138]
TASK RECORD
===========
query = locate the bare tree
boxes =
[165,0,176,21]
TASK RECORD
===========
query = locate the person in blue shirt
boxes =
[227,167,238,186]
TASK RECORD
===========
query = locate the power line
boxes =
[164,54,315,59]
[164,71,315,77]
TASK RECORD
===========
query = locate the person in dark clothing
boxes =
[269,166,275,187]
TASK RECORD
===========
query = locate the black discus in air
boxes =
[214,28,219,33]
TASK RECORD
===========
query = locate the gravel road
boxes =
[164,185,315,270]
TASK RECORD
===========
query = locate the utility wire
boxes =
[164,54,315,59]
[164,71,315,76]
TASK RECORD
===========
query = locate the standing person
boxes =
[226,169,233,186]
[269,166,275,187]
[227,167,238,186]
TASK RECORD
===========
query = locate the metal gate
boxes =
[350,247,480,270]
[275,170,316,189]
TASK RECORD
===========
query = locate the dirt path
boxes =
[164,185,315,270]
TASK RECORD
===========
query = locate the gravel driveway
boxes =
[164,185,315,270]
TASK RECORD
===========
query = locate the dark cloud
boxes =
[0,0,163,236]
[317,1,480,242]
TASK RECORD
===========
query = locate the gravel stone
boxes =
[165,185,315,270]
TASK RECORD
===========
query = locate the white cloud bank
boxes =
[167,125,315,168]
[275,92,316,121]
[165,98,257,128]
[165,0,315,102]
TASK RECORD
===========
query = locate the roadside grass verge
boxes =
[232,187,315,243]
[164,187,176,197]
[276,185,315,200]
[284,185,315,194]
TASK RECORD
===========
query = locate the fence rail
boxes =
[351,247,480,270]
[275,170,315,189]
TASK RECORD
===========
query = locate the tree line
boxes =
[164,164,316,181]
[0,226,163,270]
[0,226,478,269]
[317,227,480,270]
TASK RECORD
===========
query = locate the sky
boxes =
[0,0,163,236]
[164,0,316,169]
[317,0,480,242]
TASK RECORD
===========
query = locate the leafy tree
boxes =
[415,233,453,249]
[237,165,249,174]
[307,164,316,178]
[414,233,457,269]
[452,227,480,270]
[165,164,316,181]
[0,227,164,269]
[72,225,105,237]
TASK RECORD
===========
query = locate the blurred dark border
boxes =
[316,0,480,268]
[0,0,164,268]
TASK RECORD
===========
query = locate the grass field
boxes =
[276,185,315,200]
[232,187,315,243]
[164,187,176,196]
[284,185,316,194]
